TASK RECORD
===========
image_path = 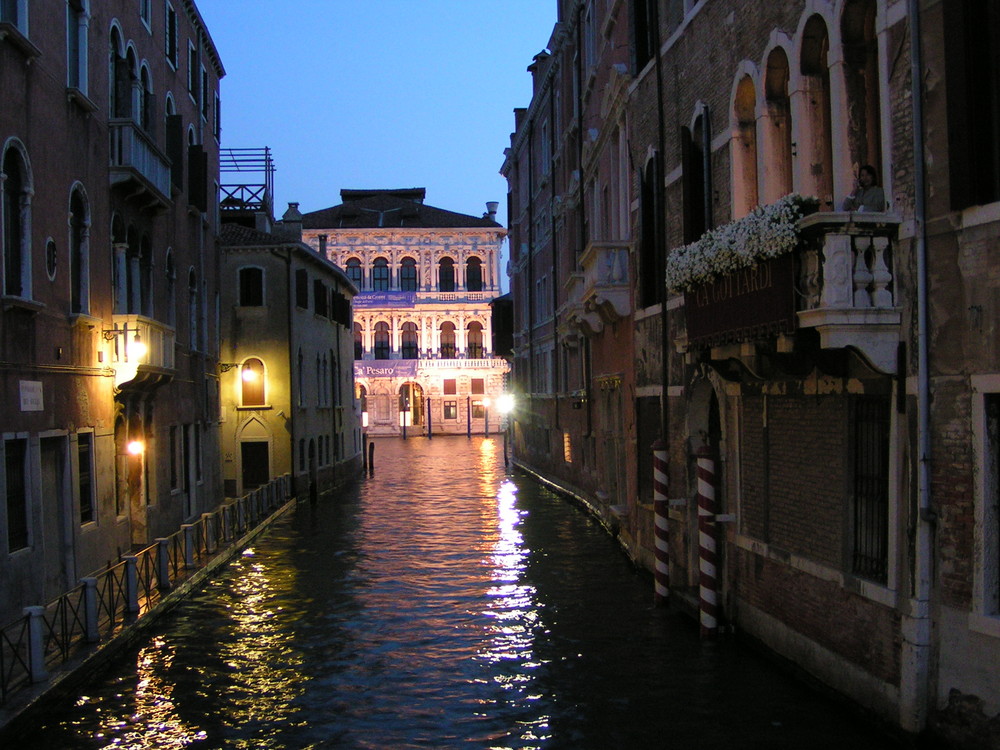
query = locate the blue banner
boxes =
[353,291,417,308]
[354,360,419,379]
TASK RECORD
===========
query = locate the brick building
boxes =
[1,1,224,621]
[504,0,1000,744]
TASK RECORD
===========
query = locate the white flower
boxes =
[665,194,818,292]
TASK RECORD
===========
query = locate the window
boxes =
[466,256,483,292]
[201,67,209,119]
[241,358,265,406]
[401,322,418,358]
[471,378,485,395]
[187,42,198,100]
[0,0,28,35]
[945,0,1000,208]
[631,0,657,73]
[472,400,485,419]
[239,267,264,306]
[372,257,389,291]
[346,257,363,289]
[400,256,417,291]
[314,279,328,316]
[443,378,457,395]
[467,322,484,359]
[637,153,662,308]
[850,396,889,584]
[762,47,793,203]
[67,0,89,94]
[984,394,1000,615]
[2,144,31,299]
[681,113,711,244]
[374,322,390,359]
[732,75,759,219]
[213,91,221,141]
[169,425,178,489]
[46,239,57,280]
[841,2,882,199]
[354,323,363,360]
[295,268,308,308]
[75,432,94,524]
[188,268,199,350]
[440,322,456,359]
[438,257,455,292]
[444,401,457,420]
[5,437,29,552]
[164,1,177,68]
[800,16,834,208]
[165,250,176,325]
[69,188,89,314]
[140,0,151,28]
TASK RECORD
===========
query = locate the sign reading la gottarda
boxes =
[353,292,416,309]
[683,254,796,347]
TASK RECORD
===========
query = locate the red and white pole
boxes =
[696,445,718,637]
[652,440,670,604]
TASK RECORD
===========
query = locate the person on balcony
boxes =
[842,164,886,212]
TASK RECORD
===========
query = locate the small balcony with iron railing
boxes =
[109,120,171,209]
[104,315,176,391]
[674,199,901,375]
[562,241,631,336]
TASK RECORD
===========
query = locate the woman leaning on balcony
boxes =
[842,164,886,212]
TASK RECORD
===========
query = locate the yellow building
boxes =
[301,189,508,437]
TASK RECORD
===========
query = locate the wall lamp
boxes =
[102,329,146,360]
[219,362,240,373]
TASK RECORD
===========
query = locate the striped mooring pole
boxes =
[696,444,719,637]
[652,440,670,604]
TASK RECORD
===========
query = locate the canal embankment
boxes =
[0,475,298,738]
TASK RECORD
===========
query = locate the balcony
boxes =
[105,315,175,391]
[796,213,901,373]
[562,241,631,335]
[678,210,901,375]
[109,120,171,209]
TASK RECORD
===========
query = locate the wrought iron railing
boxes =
[0,474,293,707]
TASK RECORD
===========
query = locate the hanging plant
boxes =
[665,194,819,293]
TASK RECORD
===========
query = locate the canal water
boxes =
[22,437,896,749]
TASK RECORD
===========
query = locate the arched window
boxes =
[346,257,363,289]
[638,153,662,307]
[353,322,363,360]
[400,256,417,291]
[239,266,264,306]
[140,64,154,132]
[110,27,130,119]
[466,256,483,292]
[841,1,882,186]
[732,75,759,219]
[401,322,418,358]
[372,257,389,291]
[297,348,304,406]
[241,358,265,406]
[467,321,484,359]
[438,257,455,292]
[2,144,31,299]
[763,47,793,202]
[139,234,152,317]
[126,226,140,314]
[801,15,834,207]
[440,321,456,359]
[374,321,390,359]
[682,113,710,243]
[69,186,90,314]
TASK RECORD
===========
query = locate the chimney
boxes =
[485,201,499,222]
[281,202,303,241]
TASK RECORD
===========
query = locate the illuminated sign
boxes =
[353,291,416,308]
[354,360,418,378]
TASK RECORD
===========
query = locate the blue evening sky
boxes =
[197,1,556,237]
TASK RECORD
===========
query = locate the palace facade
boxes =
[301,190,509,437]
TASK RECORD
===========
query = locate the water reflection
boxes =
[24,437,897,749]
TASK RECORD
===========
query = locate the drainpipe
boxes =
[904,0,932,733]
